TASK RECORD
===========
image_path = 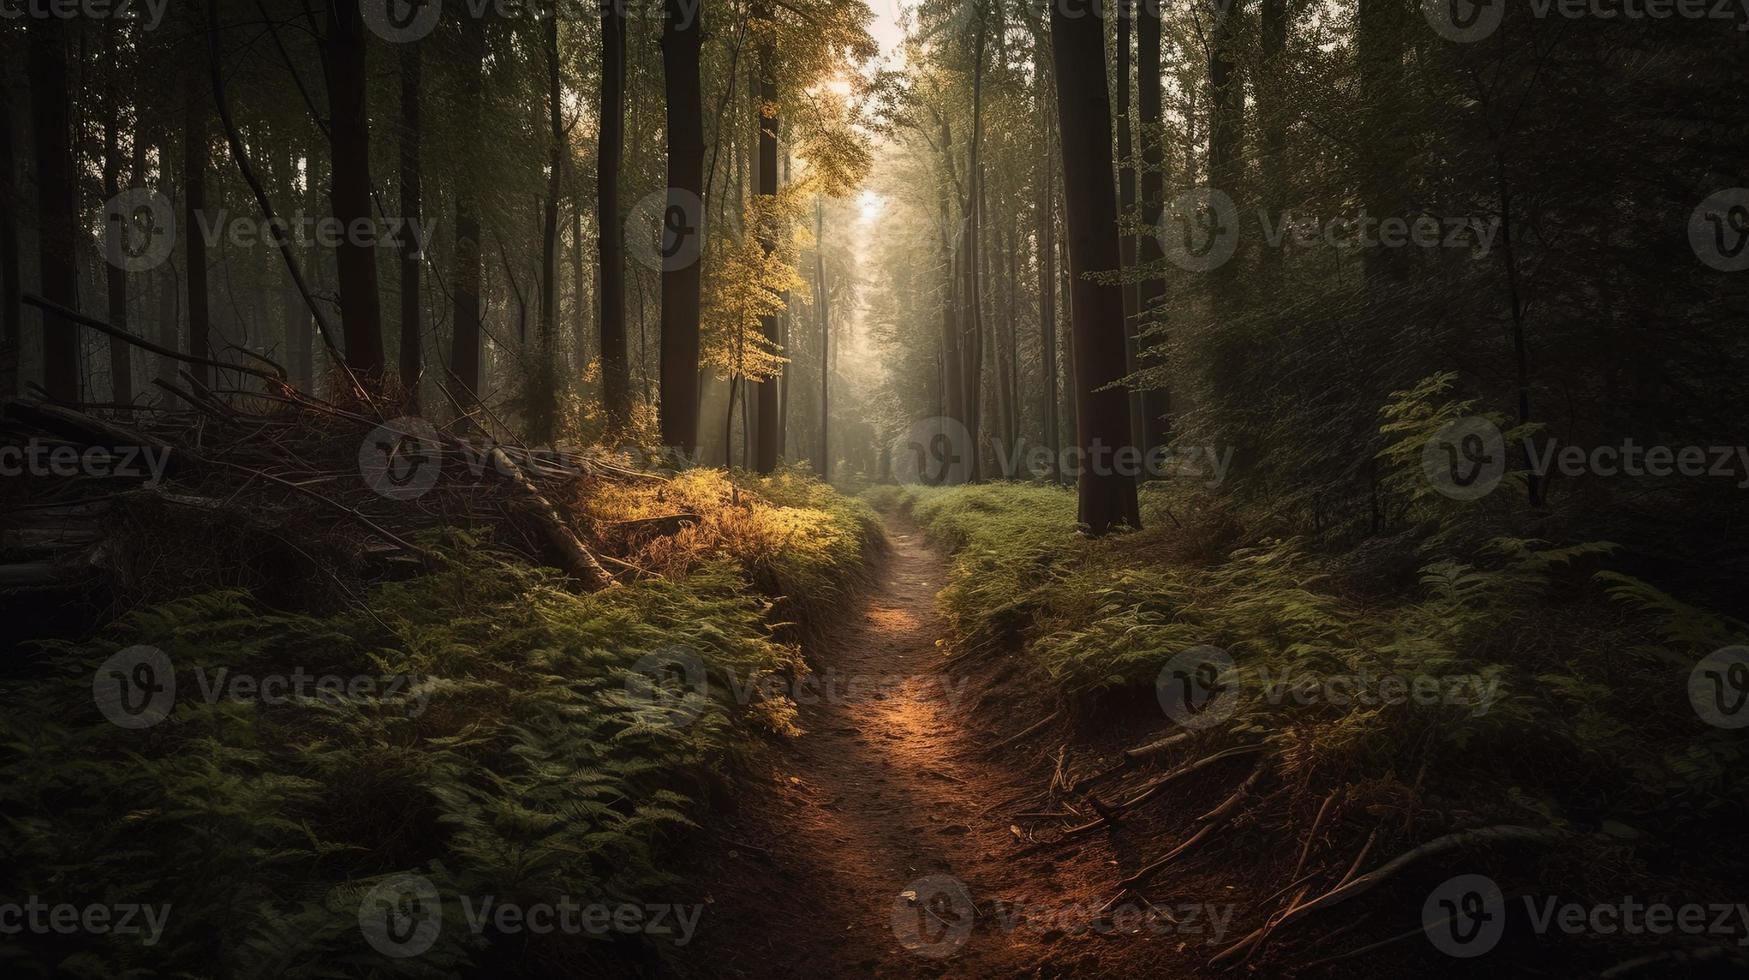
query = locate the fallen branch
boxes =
[488,446,614,592]
[990,710,1059,751]
[1209,824,1565,969]
[1102,765,1265,908]
[1294,788,1342,880]
[21,294,286,386]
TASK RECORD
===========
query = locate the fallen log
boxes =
[488,446,615,592]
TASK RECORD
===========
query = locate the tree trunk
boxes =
[937,120,965,448]
[179,20,209,383]
[1049,0,1140,532]
[1356,0,1406,285]
[1036,61,1058,481]
[752,40,779,474]
[776,149,790,461]
[1116,0,1143,441]
[961,16,987,482]
[1258,0,1287,281]
[28,17,80,402]
[533,4,564,442]
[398,38,422,404]
[1208,0,1244,310]
[572,200,589,379]
[324,0,385,377]
[598,0,631,428]
[1136,0,1169,453]
[816,197,829,479]
[451,13,486,405]
[659,0,705,454]
[101,23,132,409]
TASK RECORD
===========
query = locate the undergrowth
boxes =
[867,480,1748,859]
[0,472,876,978]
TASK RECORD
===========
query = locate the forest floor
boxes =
[679,513,1235,979]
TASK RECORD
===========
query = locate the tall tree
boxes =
[1116,0,1143,439]
[660,0,705,455]
[598,0,631,429]
[323,0,385,376]
[815,197,829,478]
[533,4,565,442]
[1050,0,1140,532]
[752,38,779,473]
[1035,59,1059,481]
[102,23,133,409]
[961,11,988,482]
[398,37,422,403]
[1135,0,1169,453]
[1208,0,1245,310]
[28,16,80,402]
[937,118,966,454]
[450,14,486,405]
[183,6,211,390]
[1356,0,1407,285]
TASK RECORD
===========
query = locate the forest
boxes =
[1,0,1747,976]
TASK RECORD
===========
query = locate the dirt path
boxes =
[683,513,1115,978]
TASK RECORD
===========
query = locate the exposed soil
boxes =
[679,513,1248,979]
[673,514,1699,980]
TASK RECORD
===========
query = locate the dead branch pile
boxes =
[1,384,650,612]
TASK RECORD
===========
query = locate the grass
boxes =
[0,470,877,978]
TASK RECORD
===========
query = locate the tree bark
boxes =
[937,120,965,450]
[1208,0,1244,310]
[1116,0,1143,441]
[598,0,631,429]
[1136,0,1169,454]
[961,16,987,482]
[660,0,704,454]
[816,197,829,478]
[324,0,385,377]
[752,39,779,474]
[1036,60,1058,481]
[102,23,133,409]
[28,17,80,402]
[451,13,486,405]
[1049,0,1140,532]
[534,4,564,442]
[1356,0,1406,285]
[398,38,423,404]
